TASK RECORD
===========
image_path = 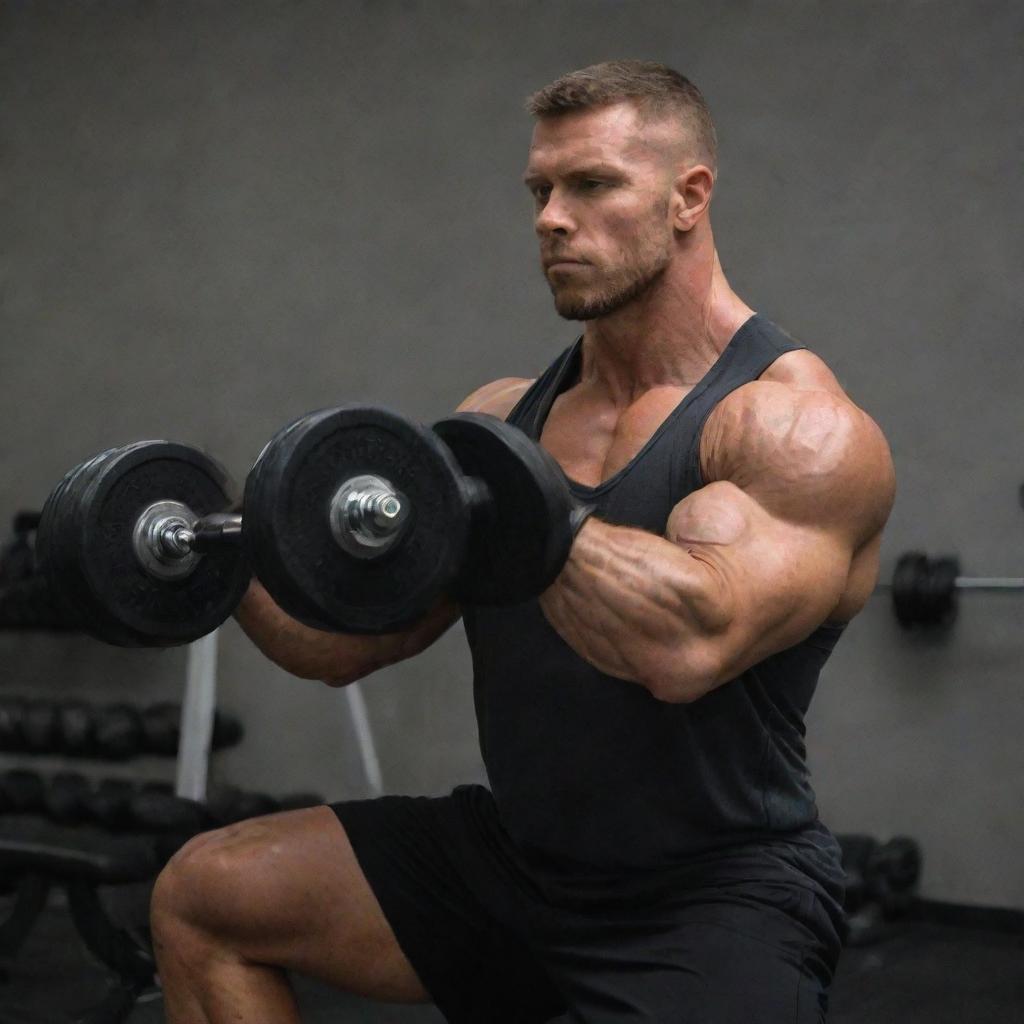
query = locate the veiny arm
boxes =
[538,383,895,703]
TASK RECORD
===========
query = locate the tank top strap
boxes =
[506,338,582,440]
[672,315,804,496]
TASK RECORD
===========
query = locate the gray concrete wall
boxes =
[1,1,1021,908]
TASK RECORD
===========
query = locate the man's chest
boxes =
[538,384,694,487]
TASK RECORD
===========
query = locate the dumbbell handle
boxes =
[147,474,494,567]
[146,479,413,569]
[149,512,243,558]
[187,513,244,552]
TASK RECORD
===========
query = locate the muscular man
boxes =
[151,61,895,1023]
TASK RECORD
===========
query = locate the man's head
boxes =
[523,61,717,321]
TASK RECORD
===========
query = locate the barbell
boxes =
[883,551,1024,629]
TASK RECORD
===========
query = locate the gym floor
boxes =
[1,892,1020,1024]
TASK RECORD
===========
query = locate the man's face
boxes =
[523,102,678,321]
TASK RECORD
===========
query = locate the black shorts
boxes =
[331,785,843,1024]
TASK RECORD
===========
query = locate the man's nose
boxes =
[535,190,575,236]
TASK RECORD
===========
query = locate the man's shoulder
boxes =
[758,347,844,392]
[456,378,535,419]
[711,346,874,464]
[704,354,894,537]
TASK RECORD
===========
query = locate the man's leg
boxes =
[150,805,429,1024]
[540,890,841,1024]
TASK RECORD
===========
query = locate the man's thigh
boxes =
[333,793,566,1023]
[540,894,837,1024]
[154,804,429,1003]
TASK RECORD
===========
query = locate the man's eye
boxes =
[532,185,551,202]
[580,179,605,191]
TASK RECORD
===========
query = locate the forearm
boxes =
[538,518,732,702]
[234,580,455,686]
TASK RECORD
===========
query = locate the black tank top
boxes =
[462,314,846,903]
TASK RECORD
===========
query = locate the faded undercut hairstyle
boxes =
[526,60,718,174]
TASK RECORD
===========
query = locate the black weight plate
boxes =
[36,444,118,634]
[432,414,574,605]
[82,442,249,645]
[40,445,175,646]
[891,551,928,627]
[892,551,959,628]
[927,556,960,627]
[47,442,249,646]
[61,444,163,646]
[44,446,179,646]
[45,444,174,645]
[243,412,335,630]
[246,408,429,634]
[244,406,469,634]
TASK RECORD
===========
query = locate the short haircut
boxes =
[526,60,718,172]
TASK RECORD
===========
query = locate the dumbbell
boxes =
[207,787,281,824]
[243,406,575,632]
[94,703,144,760]
[0,699,101,757]
[204,787,323,824]
[129,790,216,835]
[58,700,97,755]
[140,702,244,755]
[0,511,41,591]
[867,836,922,915]
[129,788,302,834]
[89,778,138,830]
[0,697,242,758]
[0,768,46,814]
[36,407,576,642]
[0,697,27,750]
[45,770,94,824]
[8,700,94,756]
[20,700,59,752]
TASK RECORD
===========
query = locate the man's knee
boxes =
[151,822,255,940]
[149,807,429,1003]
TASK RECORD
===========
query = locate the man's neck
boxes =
[579,232,754,406]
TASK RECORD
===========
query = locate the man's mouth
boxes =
[544,257,588,272]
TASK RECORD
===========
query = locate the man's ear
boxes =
[671,164,715,231]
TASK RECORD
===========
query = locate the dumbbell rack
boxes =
[0,515,224,1022]
[1,507,222,800]
[0,636,226,1024]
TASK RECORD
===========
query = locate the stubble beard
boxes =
[547,216,674,322]
[550,255,671,320]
